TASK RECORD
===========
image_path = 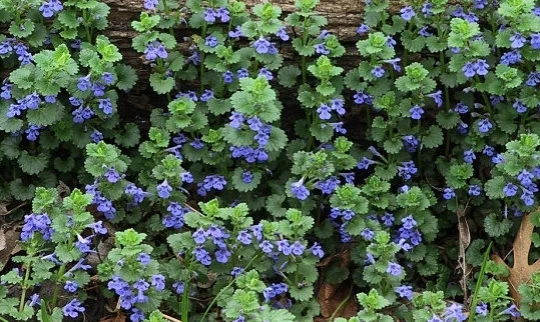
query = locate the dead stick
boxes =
[161,313,182,322]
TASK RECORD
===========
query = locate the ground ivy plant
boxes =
[5,0,540,320]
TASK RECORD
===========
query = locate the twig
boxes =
[2,201,28,217]
[161,313,182,322]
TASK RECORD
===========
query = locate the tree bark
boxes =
[100,0,400,94]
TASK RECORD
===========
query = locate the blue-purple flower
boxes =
[356,24,370,35]
[144,0,158,10]
[39,0,63,18]
[477,118,493,133]
[157,180,173,199]
[371,65,385,78]
[253,37,272,54]
[427,90,443,107]
[291,180,309,200]
[62,299,85,318]
[400,6,415,21]
[144,41,168,61]
[510,33,526,48]
[409,105,424,120]
[395,285,413,300]
[386,262,403,276]
[205,36,219,48]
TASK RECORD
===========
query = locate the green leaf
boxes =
[357,289,390,310]
[38,307,63,322]
[289,285,314,301]
[310,123,334,143]
[484,176,506,199]
[27,24,48,47]
[9,19,34,38]
[207,98,232,115]
[484,213,513,237]
[115,64,138,91]
[59,28,78,40]
[96,36,122,62]
[168,52,185,72]
[447,163,474,189]
[150,72,175,94]
[266,127,288,152]
[116,228,147,247]
[54,156,75,173]
[278,65,301,88]
[32,187,59,213]
[436,110,460,129]
[1,137,21,159]
[18,152,48,175]
[9,68,33,89]
[10,179,36,201]
[56,244,82,263]
[0,104,23,133]
[258,308,296,322]
[232,168,261,192]
[26,103,64,126]
[381,15,406,35]
[265,194,287,218]
[115,123,141,147]
[383,138,402,154]
[422,125,444,148]
[426,36,448,52]
[167,232,195,253]
[132,12,161,32]
[57,11,80,28]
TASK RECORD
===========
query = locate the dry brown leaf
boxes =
[0,229,5,251]
[86,237,115,267]
[56,181,71,198]
[316,250,358,318]
[492,213,540,305]
[0,203,8,216]
[457,206,471,300]
[0,227,21,272]
[99,312,126,322]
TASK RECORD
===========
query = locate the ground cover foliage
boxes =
[1,0,540,320]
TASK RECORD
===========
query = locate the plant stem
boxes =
[82,10,92,43]
[161,0,175,36]
[468,241,493,322]
[200,253,261,322]
[199,23,208,94]
[306,110,314,150]
[18,262,32,313]
[51,263,67,309]
[301,17,309,84]
[181,259,193,322]
[474,76,493,116]
[294,261,300,285]
[366,105,371,131]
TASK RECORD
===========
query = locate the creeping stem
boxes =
[18,261,32,313]
[51,263,67,309]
